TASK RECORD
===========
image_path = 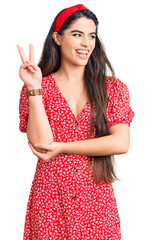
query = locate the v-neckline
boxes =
[50,73,89,121]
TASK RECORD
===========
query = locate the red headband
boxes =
[54,4,91,32]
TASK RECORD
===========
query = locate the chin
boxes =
[74,59,89,67]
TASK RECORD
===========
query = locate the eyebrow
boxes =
[70,30,96,35]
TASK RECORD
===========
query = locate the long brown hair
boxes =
[38,8,118,185]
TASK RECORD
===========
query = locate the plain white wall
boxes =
[0,0,150,239]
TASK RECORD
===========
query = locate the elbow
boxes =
[109,124,131,155]
[26,129,53,146]
[121,146,129,154]
[118,141,130,154]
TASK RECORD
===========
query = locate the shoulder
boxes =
[106,75,129,94]
[106,75,130,102]
[106,76,135,128]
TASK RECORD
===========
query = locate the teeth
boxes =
[76,50,88,55]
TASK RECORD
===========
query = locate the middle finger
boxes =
[29,44,35,63]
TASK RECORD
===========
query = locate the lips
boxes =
[75,49,89,59]
[76,49,89,55]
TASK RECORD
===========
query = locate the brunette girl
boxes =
[18,4,134,239]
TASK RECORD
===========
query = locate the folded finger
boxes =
[20,62,36,72]
[34,147,47,153]
[34,143,53,151]
[28,142,45,159]
[26,61,39,71]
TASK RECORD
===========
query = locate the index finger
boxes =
[17,45,28,63]
[29,44,35,63]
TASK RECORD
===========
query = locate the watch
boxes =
[25,88,42,99]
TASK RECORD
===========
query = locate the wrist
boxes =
[27,85,41,91]
[25,88,42,99]
[61,142,67,154]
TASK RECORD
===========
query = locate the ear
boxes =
[52,32,61,46]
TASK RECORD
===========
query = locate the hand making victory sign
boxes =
[17,44,42,90]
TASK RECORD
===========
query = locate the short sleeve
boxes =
[106,77,135,129]
[18,76,51,133]
[19,83,29,132]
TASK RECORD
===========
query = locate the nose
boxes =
[81,36,90,47]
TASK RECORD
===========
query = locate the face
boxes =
[53,17,97,66]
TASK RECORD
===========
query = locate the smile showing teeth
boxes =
[76,50,88,55]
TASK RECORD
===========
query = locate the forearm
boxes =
[27,95,53,145]
[62,133,129,156]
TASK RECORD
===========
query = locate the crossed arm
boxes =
[20,84,131,158]
[28,123,130,162]
[26,95,130,159]
[62,123,130,156]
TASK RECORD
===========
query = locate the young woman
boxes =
[18,4,134,239]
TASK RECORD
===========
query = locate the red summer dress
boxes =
[19,73,134,240]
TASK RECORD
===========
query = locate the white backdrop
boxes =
[0,0,150,239]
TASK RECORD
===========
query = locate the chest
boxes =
[54,80,89,119]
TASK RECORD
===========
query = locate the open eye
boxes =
[90,35,96,39]
[72,33,81,37]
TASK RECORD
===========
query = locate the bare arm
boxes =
[26,124,130,162]
[26,93,53,145]
[17,44,53,150]
[62,124,130,156]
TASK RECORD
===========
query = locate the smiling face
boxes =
[52,17,97,67]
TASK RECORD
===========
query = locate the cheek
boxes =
[61,46,73,57]
[61,40,77,56]
[88,44,96,59]
[60,44,75,61]
[91,42,96,53]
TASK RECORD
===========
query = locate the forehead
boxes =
[67,17,96,32]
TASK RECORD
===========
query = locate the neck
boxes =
[56,61,86,84]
